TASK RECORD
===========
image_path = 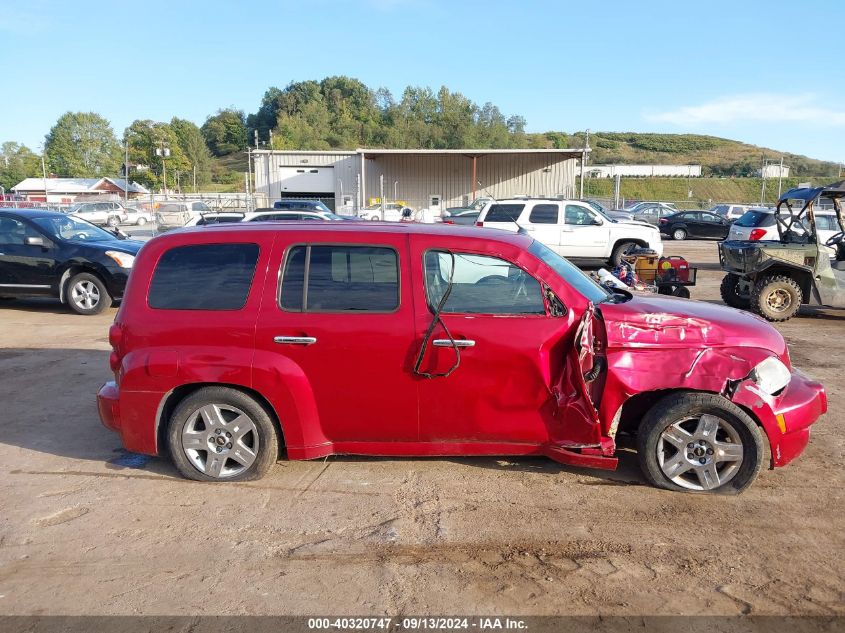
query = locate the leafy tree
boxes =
[201,109,247,156]
[44,112,121,177]
[171,118,213,189]
[0,142,42,192]
[124,120,189,192]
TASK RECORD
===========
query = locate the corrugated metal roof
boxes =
[13,178,99,192]
[12,177,150,194]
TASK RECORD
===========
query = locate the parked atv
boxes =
[718,180,845,322]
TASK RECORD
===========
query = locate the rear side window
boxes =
[484,204,525,222]
[734,211,774,228]
[280,245,399,312]
[528,204,559,224]
[148,243,260,310]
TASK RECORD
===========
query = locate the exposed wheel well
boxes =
[156,383,286,458]
[614,388,773,466]
[613,238,648,251]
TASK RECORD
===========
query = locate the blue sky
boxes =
[1,0,842,162]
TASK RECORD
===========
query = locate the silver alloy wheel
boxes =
[136,217,147,226]
[71,280,101,310]
[673,229,686,240]
[181,403,259,479]
[656,414,743,491]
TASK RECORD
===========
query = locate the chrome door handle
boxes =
[432,339,475,348]
[274,336,317,345]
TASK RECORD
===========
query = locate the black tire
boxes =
[671,285,690,298]
[672,228,687,241]
[609,240,638,267]
[751,275,802,322]
[637,392,764,495]
[107,215,120,228]
[720,273,751,309]
[66,272,110,315]
[167,386,279,482]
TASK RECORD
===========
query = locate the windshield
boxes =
[322,212,346,221]
[528,240,610,303]
[32,215,118,242]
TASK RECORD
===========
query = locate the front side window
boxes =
[528,204,560,224]
[280,245,399,312]
[564,205,598,226]
[424,251,544,315]
[148,243,260,310]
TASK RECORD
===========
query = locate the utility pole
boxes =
[41,153,48,206]
[760,158,767,205]
[124,137,129,206]
[777,155,785,200]
[269,130,274,149]
[246,147,253,213]
[379,175,385,220]
[155,142,170,199]
[579,129,590,199]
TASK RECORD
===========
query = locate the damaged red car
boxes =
[98,223,826,493]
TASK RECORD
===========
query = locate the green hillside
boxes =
[545,132,840,178]
[580,176,838,207]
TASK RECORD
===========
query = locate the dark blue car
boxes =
[0,209,144,315]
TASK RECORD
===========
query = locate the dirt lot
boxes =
[0,240,842,616]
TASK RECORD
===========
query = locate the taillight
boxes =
[659,218,668,224]
[109,351,121,372]
[475,221,483,227]
[108,323,123,350]
[749,228,766,241]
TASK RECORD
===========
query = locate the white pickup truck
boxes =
[477,197,663,265]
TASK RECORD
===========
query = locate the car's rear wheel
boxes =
[719,273,751,309]
[637,392,763,494]
[67,272,110,315]
[136,216,147,226]
[610,240,638,267]
[167,387,279,482]
[751,275,802,322]
[672,228,687,241]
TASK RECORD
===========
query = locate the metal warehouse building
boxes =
[252,148,585,214]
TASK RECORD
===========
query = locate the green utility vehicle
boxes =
[718,181,845,321]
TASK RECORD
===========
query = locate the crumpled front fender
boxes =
[599,345,776,435]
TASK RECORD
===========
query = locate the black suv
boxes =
[0,209,144,315]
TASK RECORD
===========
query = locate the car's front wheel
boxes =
[610,240,638,267]
[719,273,751,309]
[136,216,147,226]
[67,272,111,315]
[637,392,763,494]
[167,387,279,482]
[672,228,687,241]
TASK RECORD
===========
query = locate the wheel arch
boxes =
[613,387,773,467]
[155,382,287,459]
[753,265,812,304]
[58,263,109,303]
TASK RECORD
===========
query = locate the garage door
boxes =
[277,167,334,194]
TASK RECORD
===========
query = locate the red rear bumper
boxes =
[731,370,826,468]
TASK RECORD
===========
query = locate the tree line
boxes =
[0,76,542,192]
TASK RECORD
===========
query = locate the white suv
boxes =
[477,198,663,265]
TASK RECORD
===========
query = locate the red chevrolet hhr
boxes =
[98,222,826,494]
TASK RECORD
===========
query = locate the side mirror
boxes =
[591,218,603,226]
[25,236,45,247]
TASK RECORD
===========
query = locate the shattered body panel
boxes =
[596,294,826,467]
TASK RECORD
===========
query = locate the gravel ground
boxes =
[0,239,842,616]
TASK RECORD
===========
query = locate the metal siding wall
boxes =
[363,154,577,208]
[254,153,358,208]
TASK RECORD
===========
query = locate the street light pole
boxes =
[124,137,129,207]
[41,154,48,207]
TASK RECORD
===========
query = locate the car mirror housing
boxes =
[25,236,45,247]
